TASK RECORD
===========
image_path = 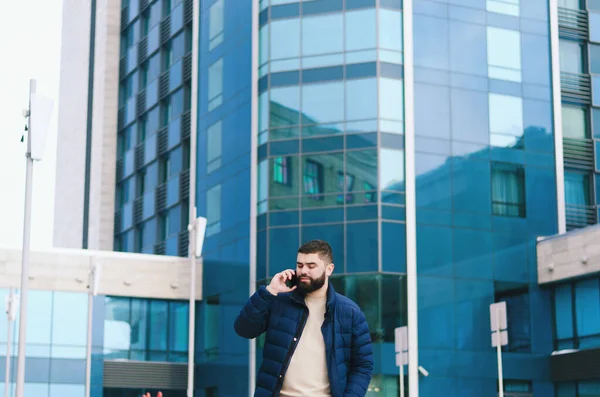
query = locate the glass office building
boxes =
[107,0,600,397]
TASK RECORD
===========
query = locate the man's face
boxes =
[295,252,333,294]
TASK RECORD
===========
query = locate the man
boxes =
[234,240,373,397]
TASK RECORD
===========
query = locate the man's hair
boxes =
[298,240,333,265]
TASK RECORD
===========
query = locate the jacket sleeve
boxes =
[234,286,277,339]
[343,309,374,397]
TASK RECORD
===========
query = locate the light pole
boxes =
[15,79,54,397]
[187,209,207,397]
[5,289,18,397]
[85,262,102,397]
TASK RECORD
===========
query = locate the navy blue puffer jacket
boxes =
[234,282,373,397]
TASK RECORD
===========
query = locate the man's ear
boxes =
[326,263,335,276]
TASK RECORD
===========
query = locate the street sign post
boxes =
[490,302,508,397]
[395,326,408,397]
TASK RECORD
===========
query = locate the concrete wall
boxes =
[53,0,92,249]
[537,224,600,284]
[0,248,202,300]
[87,0,121,251]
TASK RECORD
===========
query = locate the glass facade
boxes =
[0,289,93,397]
[114,0,193,257]
[558,0,600,230]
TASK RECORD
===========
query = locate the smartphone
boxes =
[285,273,298,289]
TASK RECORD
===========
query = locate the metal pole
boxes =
[187,207,197,397]
[15,79,36,397]
[496,308,504,397]
[5,289,15,397]
[399,363,404,397]
[84,267,95,397]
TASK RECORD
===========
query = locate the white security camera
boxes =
[418,366,429,377]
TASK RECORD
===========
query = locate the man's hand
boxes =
[266,269,296,295]
[143,393,162,397]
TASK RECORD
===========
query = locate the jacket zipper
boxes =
[273,305,309,397]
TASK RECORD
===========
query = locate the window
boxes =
[273,156,289,184]
[565,172,591,206]
[204,295,220,361]
[206,184,221,236]
[489,93,524,148]
[560,39,584,74]
[209,0,224,50]
[345,8,377,52]
[503,380,532,397]
[590,12,600,43]
[336,172,355,204]
[487,0,519,16]
[345,78,377,121]
[495,286,531,352]
[487,27,522,82]
[303,160,323,196]
[302,13,343,56]
[378,9,402,53]
[558,0,582,9]
[491,162,526,218]
[562,105,588,139]
[301,82,344,125]
[380,149,404,191]
[208,58,224,111]
[379,78,404,134]
[207,121,222,173]
[270,18,300,60]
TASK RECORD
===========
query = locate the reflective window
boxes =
[209,0,224,51]
[346,150,377,203]
[206,184,221,236]
[487,27,522,82]
[565,172,591,206]
[208,58,223,111]
[554,284,575,346]
[270,86,300,129]
[378,9,402,52]
[207,121,222,173]
[451,22,487,77]
[590,12,600,43]
[379,78,404,133]
[451,89,489,144]
[51,292,87,358]
[345,78,377,121]
[259,91,269,134]
[302,13,343,56]
[380,149,404,191]
[489,93,523,148]
[345,9,376,52]
[259,24,269,65]
[204,296,220,361]
[562,105,588,139]
[168,302,188,360]
[590,44,600,74]
[491,162,526,218]
[487,0,519,16]
[258,159,268,214]
[301,82,344,125]
[575,279,600,347]
[270,155,299,199]
[495,287,531,352]
[559,39,584,74]
[270,18,300,60]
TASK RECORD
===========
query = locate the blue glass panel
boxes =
[169,60,182,91]
[301,82,344,124]
[171,3,184,34]
[415,153,451,210]
[270,139,299,155]
[418,276,455,348]
[347,0,376,8]
[346,222,378,272]
[168,302,189,354]
[167,174,180,207]
[417,225,452,276]
[382,222,406,273]
[346,8,376,51]
[346,78,377,121]
[302,66,343,83]
[25,290,53,355]
[301,0,343,15]
[168,119,181,149]
[381,148,404,191]
[148,25,160,53]
[451,89,489,145]
[272,3,300,19]
[452,158,491,214]
[346,205,377,221]
[450,21,486,76]
[380,62,403,79]
[270,210,300,226]
[268,227,300,275]
[414,15,449,69]
[346,62,377,79]
[301,224,344,268]
[271,70,300,86]
[347,133,377,149]
[575,279,600,338]
[556,382,577,397]
[49,384,85,397]
[149,300,169,351]
[415,83,450,139]
[52,292,87,358]
[270,18,300,60]
[590,12,600,43]
[258,230,267,280]
[302,208,344,224]
[593,76,600,107]
[303,136,343,153]
[382,205,405,221]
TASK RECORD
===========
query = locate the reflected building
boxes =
[46,0,600,396]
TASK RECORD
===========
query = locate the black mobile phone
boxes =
[285,273,298,289]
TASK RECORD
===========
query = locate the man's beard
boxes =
[297,271,326,294]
